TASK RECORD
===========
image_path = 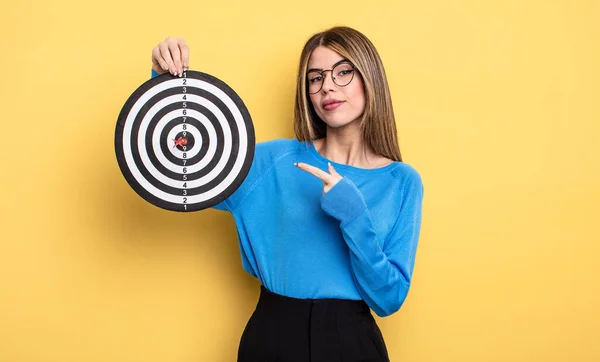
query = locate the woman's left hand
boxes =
[294,162,343,194]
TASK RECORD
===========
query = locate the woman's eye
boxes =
[309,76,322,83]
[338,69,353,76]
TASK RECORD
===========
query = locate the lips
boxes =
[322,99,344,111]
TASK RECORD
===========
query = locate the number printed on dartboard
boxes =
[181,72,187,210]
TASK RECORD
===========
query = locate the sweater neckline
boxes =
[304,140,400,175]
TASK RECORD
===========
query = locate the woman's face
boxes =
[307,46,366,130]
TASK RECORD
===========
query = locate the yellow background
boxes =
[1,0,599,361]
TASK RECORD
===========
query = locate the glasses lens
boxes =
[332,62,354,87]
[307,71,323,94]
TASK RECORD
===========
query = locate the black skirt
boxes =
[238,286,390,362]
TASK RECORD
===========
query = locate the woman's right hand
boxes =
[152,37,189,77]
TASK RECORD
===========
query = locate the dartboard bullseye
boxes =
[115,70,255,212]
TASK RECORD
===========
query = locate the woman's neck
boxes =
[314,127,391,169]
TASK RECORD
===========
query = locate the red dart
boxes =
[172,136,188,148]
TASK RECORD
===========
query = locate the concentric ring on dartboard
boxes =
[150,108,220,175]
[114,70,255,212]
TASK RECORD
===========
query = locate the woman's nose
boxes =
[321,71,336,92]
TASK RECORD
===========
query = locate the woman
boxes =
[151,26,424,362]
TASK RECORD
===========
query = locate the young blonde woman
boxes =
[151,26,424,362]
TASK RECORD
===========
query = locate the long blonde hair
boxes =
[293,26,402,162]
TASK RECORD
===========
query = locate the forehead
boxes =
[308,46,345,68]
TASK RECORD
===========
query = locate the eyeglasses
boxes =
[306,60,356,94]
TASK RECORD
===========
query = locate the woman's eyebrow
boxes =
[307,59,350,73]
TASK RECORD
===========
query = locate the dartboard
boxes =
[115,70,255,212]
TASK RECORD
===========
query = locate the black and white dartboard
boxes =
[115,70,255,212]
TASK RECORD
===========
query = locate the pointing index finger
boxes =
[294,162,332,182]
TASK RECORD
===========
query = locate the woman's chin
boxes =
[322,116,360,130]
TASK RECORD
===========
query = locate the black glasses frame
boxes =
[306,59,356,94]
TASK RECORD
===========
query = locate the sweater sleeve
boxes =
[210,160,260,213]
[320,172,424,317]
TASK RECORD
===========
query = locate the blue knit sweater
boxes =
[150,70,424,316]
[213,138,423,317]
